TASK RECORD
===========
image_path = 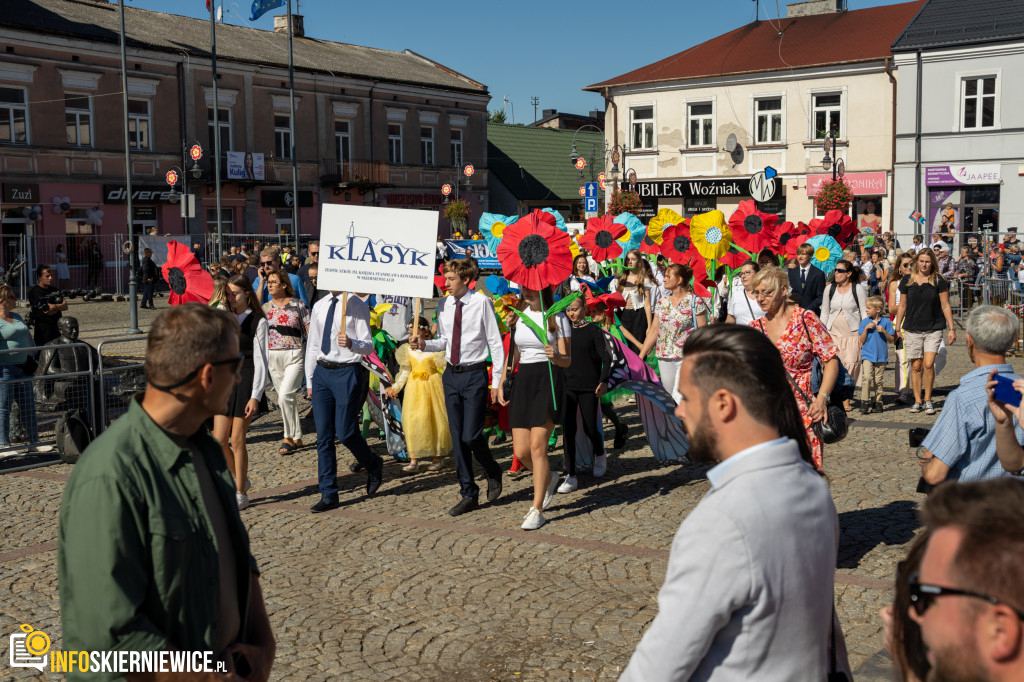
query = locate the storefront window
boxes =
[853,197,883,234]
[684,196,716,218]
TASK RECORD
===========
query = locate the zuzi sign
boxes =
[3,183,40,203]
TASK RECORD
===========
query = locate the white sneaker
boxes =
[557,475,578,493]
[542,471,560,509]
[521,506,545,530]
[923,400,936,415]
[593,454,607,478]
[236,492,250,511]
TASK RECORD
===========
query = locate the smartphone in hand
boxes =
[992,373,1022,407]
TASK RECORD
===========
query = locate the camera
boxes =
[28,292,64,326]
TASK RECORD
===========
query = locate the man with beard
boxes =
[620,325,849,681]
[909,478,1024,681]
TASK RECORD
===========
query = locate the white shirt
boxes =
[821,284,869,335]
[727,289,766,326]
[423,289,505,385]
[304,293,373,385]
[236,310,270,402]
[513,310,571,364]
[568,275,596,292]
[706,437,788,488]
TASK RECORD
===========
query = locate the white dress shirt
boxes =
[304,293,373,386]
[423,289,505,385]
[236,310,270,402]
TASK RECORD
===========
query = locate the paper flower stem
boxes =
[539,295,558,410]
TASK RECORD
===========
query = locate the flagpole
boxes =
[286,0,300,251]
[118,0,140,334]
[210,1,224,261]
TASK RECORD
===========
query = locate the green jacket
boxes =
[58,398,258,681]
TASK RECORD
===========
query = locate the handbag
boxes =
[787,371,848,444]
[501,329,517,400]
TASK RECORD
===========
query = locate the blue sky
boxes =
[123,0,905,119]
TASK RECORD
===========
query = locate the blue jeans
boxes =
[0,364,38,446]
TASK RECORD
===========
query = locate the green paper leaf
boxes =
[508,307,548,344]
[546,291,582,320]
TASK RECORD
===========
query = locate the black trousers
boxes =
[562,389,604,475]
[601,402,625,434]
[442,367,501,499]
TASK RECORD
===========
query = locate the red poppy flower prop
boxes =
[496,209,573,290]
[434,262,476,293]
[689,258,716,298]
[586,291,626,313]
[639,234,661,255]
[161,240,213,305]
[810,210,856,246]
[718,244,750,269]
[660,222,701,266]
[728,200,778,255]
[782,230,812,258]
[577,214,628,263]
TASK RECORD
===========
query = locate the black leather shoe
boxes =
[310,497,340,513]
[366,460,384,496]
[613,424,629,449]
[486,475,502,503]
[349,460,364,473]
[448,496,479,516]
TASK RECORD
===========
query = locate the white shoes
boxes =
[557,475,578,493]
[593,454,607,478]
[236,492,249,511]
[543,472,560,509]
[522,506,545,530]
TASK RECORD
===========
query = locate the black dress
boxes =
[226,310,261,418]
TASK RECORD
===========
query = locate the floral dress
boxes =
[752,307,838,471]
[654,293,708,359]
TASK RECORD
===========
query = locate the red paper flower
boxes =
[577,215,628,263]
[659,222,701,266]
[586,291,626,313]
[434,262,476,293]
[161,240,213,305]
[640,234,661,255]
[728,200,778,255]
[496,209,573,290]
[718,243,750,269]
[782,230,811,258]
[689,258,716,298]
[810,210,856,246]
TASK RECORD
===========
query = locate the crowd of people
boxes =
[44,220,1024,681]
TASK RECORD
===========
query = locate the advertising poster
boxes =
[226,151,265,181]
[444,240,500,268]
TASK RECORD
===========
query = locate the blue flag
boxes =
[250,0,285,21]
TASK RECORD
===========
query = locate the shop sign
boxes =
[925,164,1001,186]
[384,193,444,207]
[261,190,314,208]
[628,179,750,199]
[684,196,717,217]
[3,183,39,203]
[104,185,178,204]
[806,172,887,197]
[133,207,157,220]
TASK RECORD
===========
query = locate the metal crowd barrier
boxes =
[0,343,97,470]
[96,337,148,431]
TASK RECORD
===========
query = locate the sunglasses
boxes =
[908,574,1024,620]
[260,260,275,266]
[835,269,849,273]
[149,353,244,392]
[310,251,319,257]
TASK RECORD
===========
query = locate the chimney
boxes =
[589,109,605,122]
[542,109,557,118]
[786,0,844,17]
[273,14,304,37]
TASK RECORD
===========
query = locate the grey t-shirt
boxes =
[377,294,413,342]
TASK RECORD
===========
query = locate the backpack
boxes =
[55,409,94,465]
[828,280,859,308]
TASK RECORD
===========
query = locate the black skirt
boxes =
[509,362,565,428]
[618,308,648,355]
[226,358,255,419]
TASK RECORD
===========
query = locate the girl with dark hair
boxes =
[589,300,629,460]
[819,259,869,410]
[213,274,269,510]
[612,249,654,354]
[638,263,708,403]
[263,270,309,455]
[498,286,571,530]
[566,254,596,293]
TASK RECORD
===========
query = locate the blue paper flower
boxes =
[478,213,518,254]
[541,208,567,232]
[614,212,646,253]
[805,234,843,276]
[484,274,520,297]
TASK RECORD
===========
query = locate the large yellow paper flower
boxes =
[689,210,732,261]
[647,208,685,246]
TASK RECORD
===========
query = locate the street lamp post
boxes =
[440,163,475,234]
[821,125,838,181]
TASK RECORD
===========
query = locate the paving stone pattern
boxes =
[2,299,1018,680]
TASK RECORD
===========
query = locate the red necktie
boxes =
[451,300,464,365]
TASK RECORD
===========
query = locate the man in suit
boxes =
[620,325,849,681]
[788,242,826,316]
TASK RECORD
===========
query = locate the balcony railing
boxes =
[319,159,391,187]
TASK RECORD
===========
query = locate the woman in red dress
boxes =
[749,267,840,470]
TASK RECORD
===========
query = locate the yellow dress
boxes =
[392,345,452,460]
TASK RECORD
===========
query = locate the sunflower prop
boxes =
[614,212,646,253]
[810,210,856,247]
[161,240,213,305]
[728,200,778,255]
[478,213,517,254]
[689,210,733,264]
[806,234,843,276]
[647,208,681,247]
[578,215,628,263]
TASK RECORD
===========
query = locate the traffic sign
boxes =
[585,182,598,199]
[585,197,598,213]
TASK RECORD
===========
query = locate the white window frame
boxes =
[809,90,844,140]
[685,99,715,149]
[752,94,784,145]
[335,119,351,170]
[0,85,29,145]
[959,72,1000,131]
[274,113,291,160]
[388,123,403,165]
[208,106,232,155]
[450,129,463,167]
[630,105,655,151]
[420,126,434,166]
[127,98,151,151]
[65,92,92,148]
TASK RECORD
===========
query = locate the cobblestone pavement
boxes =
[2,299,1017,680]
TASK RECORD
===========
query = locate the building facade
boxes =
[0,0,488,279]
[585,0,923,232]
[892,0,1024,250]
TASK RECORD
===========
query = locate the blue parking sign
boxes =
[585,197,598,213]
